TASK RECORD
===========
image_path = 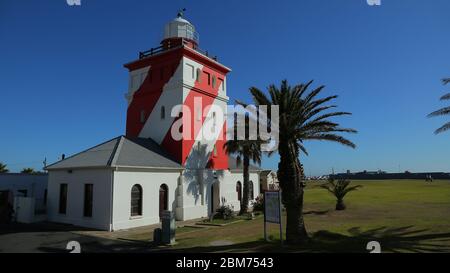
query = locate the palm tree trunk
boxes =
[336,199,346,210]
[278,141,308,244]
[240,155,250,214]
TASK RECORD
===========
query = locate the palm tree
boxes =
[320,178,362,210]
[249,80,357,244]
[428,78,450,134]
[0,162,9,173]
[224,119,263,215]
[21,168,35,174]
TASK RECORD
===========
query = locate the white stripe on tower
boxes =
[138,58,203,143]
[183,83,226,169]
[125,66,150,106]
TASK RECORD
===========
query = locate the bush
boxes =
[251,194,264,211]
[215,204,235,220]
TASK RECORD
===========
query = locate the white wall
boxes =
[224,171,260,210]
[47,169,112,230]
[112,168,180,231]
[178,169,260,220]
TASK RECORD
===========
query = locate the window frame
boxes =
[59,183,68,215]
[83,184,93,218]
[130,184,143,217]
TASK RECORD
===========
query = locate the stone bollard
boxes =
[161,210,176,245]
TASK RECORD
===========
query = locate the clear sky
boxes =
[0,0,449,175]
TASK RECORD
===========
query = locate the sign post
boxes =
[264,191,283,245]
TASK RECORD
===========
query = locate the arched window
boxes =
[249,181,254,200]
[236,181,242,202]
[131,184,142,216]
[161,106,166,119]
[159,184,168,219]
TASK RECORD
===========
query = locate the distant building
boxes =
[259,170,279,192]
[0,173,48,203]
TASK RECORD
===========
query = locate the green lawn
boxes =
[127,180,450,253]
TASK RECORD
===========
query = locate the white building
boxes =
[45,13,261,231]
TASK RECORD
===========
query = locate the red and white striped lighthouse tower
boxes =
[124,11,230,170]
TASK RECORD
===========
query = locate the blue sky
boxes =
[0,0,449,175]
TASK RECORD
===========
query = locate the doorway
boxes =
[210,182,220,214]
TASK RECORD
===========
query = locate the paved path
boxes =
[0,219,206,253]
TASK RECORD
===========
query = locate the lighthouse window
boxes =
[212,112,216,127]
[148,70,152,83]
[196,107,202,121]
[161,106,166,119]
[213,145,218,157]
[160,67,164,80]
[212,75,217,88]
[186,64,194,79]
[140,110,146,123]
[218,78,224,91]
[196,68,201,83]
[204,72,211,85]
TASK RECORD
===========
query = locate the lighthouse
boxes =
[45,12,261,231]
[124,11,230,170]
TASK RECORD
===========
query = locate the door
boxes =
[211,182,220,214]
[236,182,242,204]
[159,184,168,219]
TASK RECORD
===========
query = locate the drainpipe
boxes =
[109,168,115,231]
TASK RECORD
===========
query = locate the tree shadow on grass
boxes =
[164,226,450,253]
[304,209,330,216]
[304,226,450,253]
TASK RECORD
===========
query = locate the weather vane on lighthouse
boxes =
[177,8,186,18]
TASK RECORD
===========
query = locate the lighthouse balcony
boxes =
[138,38,218,62]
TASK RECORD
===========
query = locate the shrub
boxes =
[215,204,235,220]
[251,194,264,211]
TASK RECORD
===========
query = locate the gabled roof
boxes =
[45,136,182,170]
[260,170,275,176]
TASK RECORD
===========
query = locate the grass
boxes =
[123,180,450,252]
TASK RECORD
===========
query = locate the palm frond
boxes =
[304,133,357,148]
[434,122,450,134]
[440,93,450,101]
[427,106,450,118]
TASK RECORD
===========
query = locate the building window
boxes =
[18,189,27,197]
[83,184,93,217]
[196,107,201,121]
[204,72,211,85]
[59,184,68,214]
[131,184,142,217]
[140,110,146,124]
[236,181,242,202]
[186,63,194,79]
[212,75,216,88]
[196,68,201,83]
[212,112,216,127]
[161,106,166,119]
[219,78,225,91]
[213,144,218,157]
[148,69,152,83]
[249,181,254,200]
